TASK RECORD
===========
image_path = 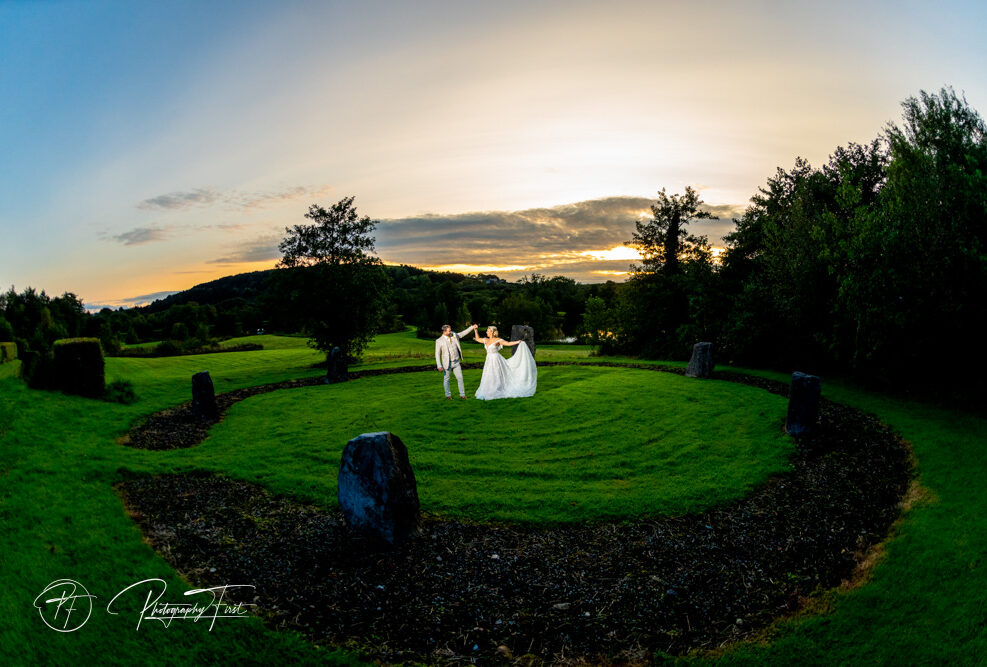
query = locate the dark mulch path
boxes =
[116,367,911,664]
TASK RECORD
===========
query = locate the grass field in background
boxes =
[2,331,985,664]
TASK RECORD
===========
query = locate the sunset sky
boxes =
[2,0,986,308]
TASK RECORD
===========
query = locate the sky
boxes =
[2,0,986,308]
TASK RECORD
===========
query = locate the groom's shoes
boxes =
[460,395,467,399]
[446,396,452,400]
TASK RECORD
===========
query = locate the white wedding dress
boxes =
[475,341,537,400]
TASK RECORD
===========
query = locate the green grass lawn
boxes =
[165,365,791,523]
[223,328,595,367]
[2,332,986,665]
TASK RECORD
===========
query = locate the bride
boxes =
[472,326,537,400]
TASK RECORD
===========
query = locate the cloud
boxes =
[207,235,282,264]
[138,184,332,212]
[138,188,221,210]
[106,220,266,249]
[376,196,739,274]
[112,225,171,246]
[230,185,333,211]
[703,203,747,220]
[112,291,181,307]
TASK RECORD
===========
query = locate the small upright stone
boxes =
[685,342,714,378]
[191,371,218,421]
[337,432,422,545]
[510,325,535,357]
[786,372,822,435]
[327,346,347,384]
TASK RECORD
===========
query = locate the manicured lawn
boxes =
[690,368,987,665]
[2,333,986,664]
[169,365,792,523]
[223,328,594,367]
[0,358,353,665]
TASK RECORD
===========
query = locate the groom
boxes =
[435,323,478,399]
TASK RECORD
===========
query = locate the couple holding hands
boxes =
[434,324,537,401]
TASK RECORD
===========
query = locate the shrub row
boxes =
[114,341,264,358]
[53,338,105,398]
[0,341,16,363]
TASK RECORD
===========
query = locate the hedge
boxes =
[0,342,16,364]
[53,338,105,398]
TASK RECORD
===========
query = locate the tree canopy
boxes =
[276,196,390,361]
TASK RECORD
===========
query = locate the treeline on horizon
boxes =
[2,87,984,399]
[0,265,605,360]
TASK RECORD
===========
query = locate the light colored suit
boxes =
[435,327,473,397]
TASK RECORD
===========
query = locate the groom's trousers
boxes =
[443,359,465,397]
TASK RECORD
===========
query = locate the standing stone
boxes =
[326,346,347,384]
[685,342,714,378]
[786,372,822,436]
[510,325,536,357]
[191,371,218,421]
[337,432,422,545]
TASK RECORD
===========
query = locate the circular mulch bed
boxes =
[116,366,911,664]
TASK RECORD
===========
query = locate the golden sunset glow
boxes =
[579,246,644,261]
[417,264,538,274]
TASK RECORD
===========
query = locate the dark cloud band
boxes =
[138,185,331,212]
[375,196,742,277]
[112,226,170,246]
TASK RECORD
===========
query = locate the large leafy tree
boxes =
[630,186,716,277]
[277,196,390,362]
[865,87,987,378]
[718,86,986,396]
[719,144,888,370]
[623,186,718,357]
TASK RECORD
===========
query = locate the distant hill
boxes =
[139,270,277,313]
[122,264,600,344]
[136,264,496,312]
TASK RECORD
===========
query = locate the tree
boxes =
[863,87,987,381]
[279,197,379,268]
[581,296,619,354]
[630,186,716,276]
[621,187,718,357]
[276,196,390,362]
[716,86,987,397]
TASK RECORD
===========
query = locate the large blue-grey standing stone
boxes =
[685,342,714,378]
[337,432,422,545]
[510,325,535,357]
[786,372,821,435]
[191,371,218,421]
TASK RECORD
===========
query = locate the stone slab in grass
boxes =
[338,431,422,545]
[787,371,822,435]
[685,341,714,378]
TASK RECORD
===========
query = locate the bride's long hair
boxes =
[486,325,499,338]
